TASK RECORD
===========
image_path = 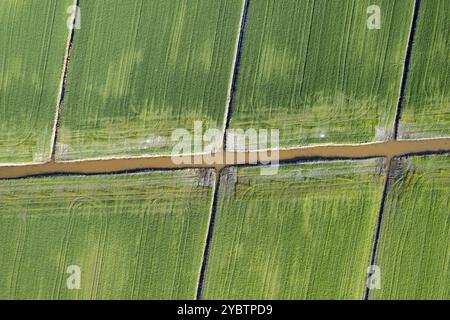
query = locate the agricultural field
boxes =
[228,0,414,150]
[371,155,450,300]
[398,0,450,139]
[0,170,214,299]
[56,0,244,160]
[203,160,385,299]
[0,0,72,164]
[0,0,449,303]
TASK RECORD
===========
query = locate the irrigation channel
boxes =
[0,138,449,179]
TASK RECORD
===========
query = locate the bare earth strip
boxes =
[0,138,449,179]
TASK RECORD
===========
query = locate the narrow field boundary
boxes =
[196,172,221,300]
[365,0,422,300]
[393,0,421,139]
[198,0,251,300]
[222,0,251,149]
[364,158,392,300]
[0,138,449,179]
[50,0,81,161]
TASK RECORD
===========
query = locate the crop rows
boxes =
[229,0,414,148]
[1,155,448,299]
[203,160,385,299]
[0,170,214,299]
[56,0,244,160]
[0,0,448,300]
[372,155,450,299]
[1,0,448,163]
[398,0,450,139]
[0,0,72,163]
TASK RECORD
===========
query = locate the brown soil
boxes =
[1,138,448,179]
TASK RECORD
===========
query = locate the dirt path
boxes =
[1,138,448,179]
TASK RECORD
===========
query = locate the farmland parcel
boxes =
[203,160,385,299]
[0,170,214,299]
[228,0,414,149]
[371,155,450,300]
[0,0,72,164]
[398,0,450,139]
[56,0,244,160]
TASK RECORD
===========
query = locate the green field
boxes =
[398,0,450,139]
[228,0,414,149]
[0,0,72,164]
[203,160,385,299]
[56,0,243,160]
[371,155,450,300]
[1,0,449,302]
[0,170,214,299]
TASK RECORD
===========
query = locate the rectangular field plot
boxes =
[203,160,385,299]
[228,0,414,149]
[56,0,244,160]
[0,0,72,164]
[0,170,214,299]
[398,0,450,139]
[371,155,450,300]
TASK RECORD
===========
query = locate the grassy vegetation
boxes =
[56,0,243,160]
[0,170,214,299]
[0,0,72,163]
[398,0,450,139]
[228,0,414,149]
[203,160,385,299]
[371,155,450,300]
[1,0,447,302]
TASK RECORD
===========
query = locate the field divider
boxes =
[364,158,393,300]
[364,1,423,299]
[0,139,449,179]
[50,0,81,161]
[222,0,251,150]
[393,0,421,139]
[196,170,221,300]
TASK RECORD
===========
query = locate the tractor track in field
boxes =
[0,138,449,179]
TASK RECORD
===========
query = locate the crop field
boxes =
[0,170,214,299]
[202,160,385,299]
[0,0,72,164]
[398,0,450,139]
[0,0,449,302]
[56,0,244,160]
[228,0,414,149]
[371,155,450,300]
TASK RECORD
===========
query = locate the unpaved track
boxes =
[0,138,449,179]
